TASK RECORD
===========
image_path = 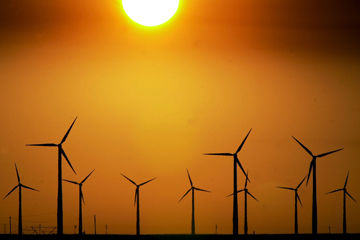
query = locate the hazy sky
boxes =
[1,0,360,235]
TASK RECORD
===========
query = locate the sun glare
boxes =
[122,0,179,27]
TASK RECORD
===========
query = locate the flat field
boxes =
[1,234,360,240]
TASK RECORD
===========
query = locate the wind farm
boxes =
[1,0,360,238]
[2,123,358,237]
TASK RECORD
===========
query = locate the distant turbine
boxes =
[204,128,252,235]
[63,169,95,235]
[292,136,343,234]
[121,174,156,235]
[26,117,77,235]
[277,176,306,234]
[3,164,39,235]
[326,171,356,234]
[228,171,258,235]
[178,169,211,235]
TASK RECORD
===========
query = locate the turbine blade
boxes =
[344,171,349,188]
[235,155,248,180]
[26,143,57,147]
[194,187,211,193]
[186,169,193,187]
[203,153,232,156]
[178,188,192,203]
[346,191,357,203]
[306,160,314,186]
[296,193,303,208]
[247,191,259,202]
[235,128,252,154]
[245,170,249,188]
[61,148,76,175]
[62,179,79,185]
[292,136,313,156]
[316,148,343,158]
[21,184,39,192]
[139,177,156,186]
[15,163,20,184]
[296,176,307,189]
[3,185,18,200]
[326,189,343,194]
[81,189,85,205]
[81,169,95,184]
[134,189,138,206]
[227,189,244,197]
[276,186,295,191]
[60,117,77,144]
[121,174,137,186]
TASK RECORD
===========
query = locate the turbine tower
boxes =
[326,171,356,234]
[276,176,306,234]
[3,164,39,235]
[228,171,258,235]
[121,173,156,235]
[292,136,343,234]
[63,169,95,235]
[178,169,211,235]
[26,117,77,235]
[203,128,251,235]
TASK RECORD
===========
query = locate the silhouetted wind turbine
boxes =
[121,174,156,235]
[179,169,211,235]
[26,117,77,235]
[228,171,258,235]
[63,169,95,235]
[203,128,252,235]
[3,164,39,235]
[292,136,343,234]
[326,171,356,234]
[277,176,306,234]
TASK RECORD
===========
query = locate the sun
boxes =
[122,0,179,27]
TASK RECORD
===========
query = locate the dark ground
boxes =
[1,234,360,239]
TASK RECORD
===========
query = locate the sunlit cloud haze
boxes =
[0,0,360,235]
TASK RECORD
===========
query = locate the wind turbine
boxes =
[276,176,307,234]
[26,117,77,235]
[178,169,211,235]
[326,171,356,234]
[3,164,39,235]
[121,173,156,235]
[63,169,95,235]
[228,171,258,235]
[292,136,343,234]
[203,128,252,235]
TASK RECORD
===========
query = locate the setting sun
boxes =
[122,0,179,27]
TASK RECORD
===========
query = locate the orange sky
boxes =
[1,0,360,235]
